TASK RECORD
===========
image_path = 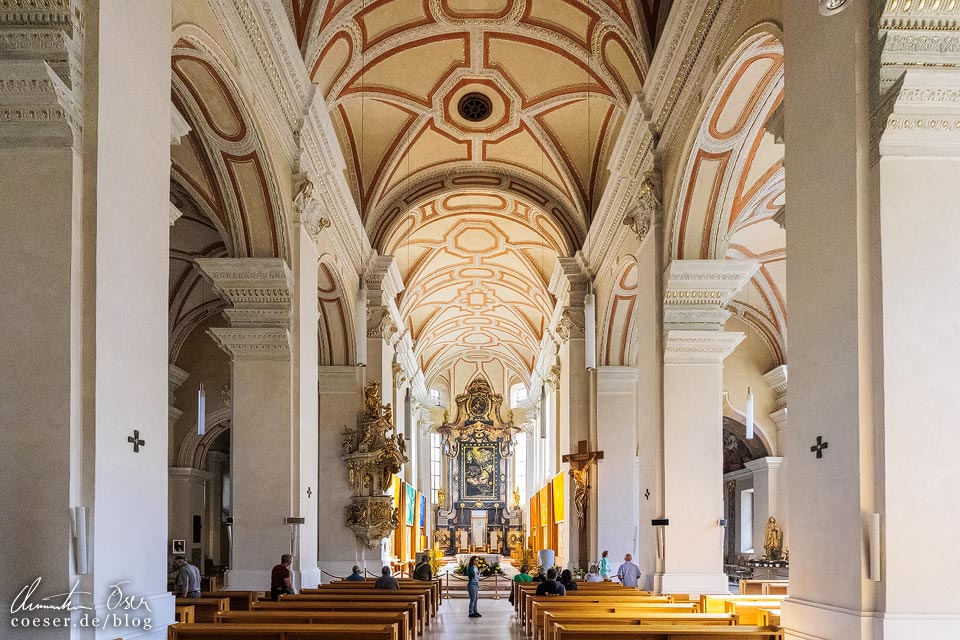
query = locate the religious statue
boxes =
[292,177,314,215]
[436,487,446,506]
[571,466,590,531]
[511,486,521,509]
[763,516,784,561]
[364,383,382,418]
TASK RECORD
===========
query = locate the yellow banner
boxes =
[552,472,565,523]
[538,485,549,527]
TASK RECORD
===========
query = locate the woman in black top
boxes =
[559,569,578,591]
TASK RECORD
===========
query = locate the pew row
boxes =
[550,624,784,640]
[174,597,228,623]
[252,598,424,635]
[529,602,697,638]
[541,613,736,640]
[215,609,412,640]
[168,622,398,640]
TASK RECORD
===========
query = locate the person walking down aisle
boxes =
[467,556,481,618]
[617,553,641,588]
[598,550,611,580]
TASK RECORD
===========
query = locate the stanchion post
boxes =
[492,573,500,599]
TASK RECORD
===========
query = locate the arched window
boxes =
[510,383,527,408]
[430,432,442,504]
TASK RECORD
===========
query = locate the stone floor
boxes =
[425,595,525,639]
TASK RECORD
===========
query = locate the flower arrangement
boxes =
[454,557,505,577]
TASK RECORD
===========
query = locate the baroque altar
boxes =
[435,377,523,555]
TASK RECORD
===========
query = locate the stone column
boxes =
[743,457,783,561]
[317,366,377,579]
[549,256,592,569]
[362,256,403,409]
[655,260,756,594]
[595,367,639,570]
[196,258,299,590]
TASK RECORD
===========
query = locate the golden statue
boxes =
[571,466,590,532]
[511,486,521,509]
[436,487,446,506]
[763,516,784,560]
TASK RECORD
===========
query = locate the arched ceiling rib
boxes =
[304,0,651,235]
[669,31,786,365]
[381,191,564,389]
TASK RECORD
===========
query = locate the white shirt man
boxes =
[616,553,641,588]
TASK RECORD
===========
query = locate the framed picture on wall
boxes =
[171,539,186,555]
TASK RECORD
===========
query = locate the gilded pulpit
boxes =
[435,377,522,554]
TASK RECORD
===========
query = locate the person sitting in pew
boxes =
[413,554,433,581]
[270,554,295,601]
[584,564,602,583]
[535,568,566,596]
[345,565,365,581]
[559,569,578,591]
[375,566,399,590]
[514,565,533,583]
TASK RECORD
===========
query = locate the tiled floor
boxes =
[425,595,525,639]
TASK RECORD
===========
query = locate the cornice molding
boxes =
[663,259,759,329]
[744,456,783,473]
[664,330,744,365]
[879,69,960,156]
[762,364,788,410]
[207,326,291,361]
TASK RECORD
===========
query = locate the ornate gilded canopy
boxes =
[437,377,520,458]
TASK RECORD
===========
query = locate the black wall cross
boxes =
[810,435,828,459]
[128,430,146,453]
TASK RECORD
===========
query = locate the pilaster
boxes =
[168,363,189,426]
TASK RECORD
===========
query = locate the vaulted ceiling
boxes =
[285,0,652,388]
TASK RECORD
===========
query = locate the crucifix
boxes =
[810,435,829,459]
[127,430,145,453]
[562,440,604,567]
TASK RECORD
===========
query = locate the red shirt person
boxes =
[270,554,294,600]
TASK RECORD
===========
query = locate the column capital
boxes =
[549,253,591,302]
[663,259,759,330]
[596,366,639,393]
[664,330,744,365]
[208,327,291,361]
[363,254,404,299]
[879,69,960,157]
[744,456,784,474]
[195,257,293,327]
[762,364,788,410]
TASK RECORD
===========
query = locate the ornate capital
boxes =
[168,363,190,405]
[207,327,291,361]
[663,259,758,330]
[195,258,293,329]
[879,69,960,156]
[762,364,788,411]
[664,330,744,365]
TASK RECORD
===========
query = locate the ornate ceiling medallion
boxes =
[457,92,492,122]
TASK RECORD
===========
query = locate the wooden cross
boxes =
[127,430,145,453]
[810,435,829,459]
[562,440,604,470]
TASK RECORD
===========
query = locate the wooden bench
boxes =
[551,624,784,639]
[516,583,654,620]
[168,622,398,639]
[700,595,785,614]
[529,602,696,638]
[175,605,194,624]
[200,590,258,611]
[253,598,424,635]
[281,591,429,627]
[739,580,788,596]
[523,594,673,631]
[724,601,781,625]
[215,609,412,640]
[542,614,737,640]
[315,578,443,604]
[175,597,228,623]
[305,583,438,616]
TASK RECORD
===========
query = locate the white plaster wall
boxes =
[90,1,175,636]
[0,146,75,635]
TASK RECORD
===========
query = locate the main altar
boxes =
[434,377,524,556]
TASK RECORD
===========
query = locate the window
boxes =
[430,432,442,504]
[740,489,754,553]
[514,432,527,504]
[429,388,441,406]
[510,383,527,409]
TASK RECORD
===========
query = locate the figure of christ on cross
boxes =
[562,440,604,565]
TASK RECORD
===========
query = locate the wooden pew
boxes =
[758,608,781,626]
[175,605,194,624]
[175,597,228,623]
[168,622,398,639]
[515,582,653,618]
[739,580,788,596]
[529,602,695,638]
[551,625,784,640]
[701,595,785,614]
[305,583,438,616]
[522,593,671,630]
[542,614,736,640]
[253,598,423,635]
[200,590,257,611]
[724,601,778,625]
[313,578,443,605]
[280,591,429,628]
[762,584,788,596]
[215,609,412,640]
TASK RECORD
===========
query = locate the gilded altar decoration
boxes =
[437,377,520,458]
[341,382,407,548]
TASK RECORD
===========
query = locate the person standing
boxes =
[345,565,365,581]
[173,556,201,598]
[598,550,611,580]
[616,553,641,588]
[375,566,399,590]
[270,554,295,600]
[467,556,481,618]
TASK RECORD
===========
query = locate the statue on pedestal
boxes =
[763,516,784,561]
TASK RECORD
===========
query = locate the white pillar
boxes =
[197,258,298,590]
[596,367,639,570]
[168,467,213,564]
[656,259,756,594]
[743,457,783,559]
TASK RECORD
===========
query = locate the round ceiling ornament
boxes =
[457,92,493,122]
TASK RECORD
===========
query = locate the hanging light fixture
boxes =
[745,386,754,440]
[584,289,596,370]
[197,380,206,436]
[355,281,367,367]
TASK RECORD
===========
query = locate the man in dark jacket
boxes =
[375,566,399,589]
[534,568,566,596]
